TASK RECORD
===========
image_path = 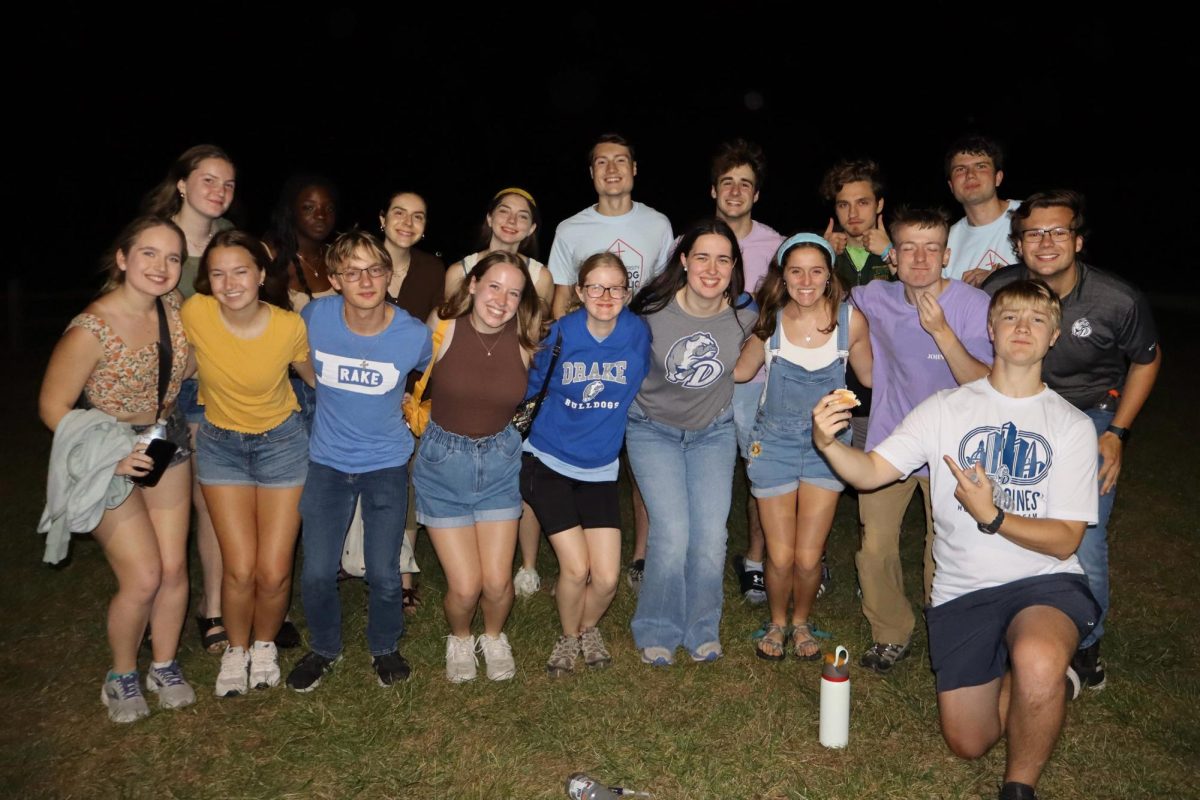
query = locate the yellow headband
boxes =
[493,187,536,207]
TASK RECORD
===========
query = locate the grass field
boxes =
[1,308,1196,800]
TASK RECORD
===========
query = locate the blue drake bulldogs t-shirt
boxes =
[302,296,432,473]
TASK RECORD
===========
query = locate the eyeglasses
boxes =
[1019,227,1075,243]
[337,265,390,282]
[582,284,629,299]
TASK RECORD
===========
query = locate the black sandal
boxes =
[197,616,227,654]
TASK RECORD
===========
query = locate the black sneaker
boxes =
[275,619,302,650]
[999,781,1038,800]
[626,559,645,594]
[372,651,412,686]
[860,641,911,674]
[1071,642,1107,692]
[732,555,767,604]
[286,651,339,693]
[816,554,832,600]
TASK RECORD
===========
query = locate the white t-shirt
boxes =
[874,377,1098,606]
[548,202,673,294]
[945,199,1021,280]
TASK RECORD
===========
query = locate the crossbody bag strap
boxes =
[155,297,172,422]
[533,329,564,404]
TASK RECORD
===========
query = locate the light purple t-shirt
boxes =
[740,221,785,385]
[850,279,993,468]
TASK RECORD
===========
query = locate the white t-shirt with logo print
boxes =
[873,377,1098,606]
[548,202,674,294]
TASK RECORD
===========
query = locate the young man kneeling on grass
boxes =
[813,279,1099,800]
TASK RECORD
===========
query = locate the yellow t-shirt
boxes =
[181,294,309,433]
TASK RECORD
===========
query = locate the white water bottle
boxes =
[819,645,851,748]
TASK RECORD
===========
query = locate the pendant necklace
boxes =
[473,320,508,356]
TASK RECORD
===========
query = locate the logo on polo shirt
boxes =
[582,380,605,403]
[1071,317,1092,338]
[664,332,723,389]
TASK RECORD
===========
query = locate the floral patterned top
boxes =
[67,291,189,417]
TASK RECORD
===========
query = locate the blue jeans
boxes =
[1079,408,1116,648]
[626,402,736,654]
[299,461,408,658]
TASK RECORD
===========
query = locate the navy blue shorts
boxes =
[926,573,1099,693]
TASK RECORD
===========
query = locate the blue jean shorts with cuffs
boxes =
[412,420,523,528]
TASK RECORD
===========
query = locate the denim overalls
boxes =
[746,302,851,496]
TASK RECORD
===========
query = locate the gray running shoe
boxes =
[102,671,151,723]
[145,661,196,709]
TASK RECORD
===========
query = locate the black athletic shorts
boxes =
[519,453,621,535]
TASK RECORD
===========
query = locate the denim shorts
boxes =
[176,377,204,426]
[196,412,309,488]
[412,420,523,528]
[746,420,846,497]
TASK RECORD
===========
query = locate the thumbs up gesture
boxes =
[824,218,849,256]
[860,214,891,257]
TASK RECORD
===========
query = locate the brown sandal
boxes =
[756,622,786,661]
[402,588,421,615]
[791,622,822,661]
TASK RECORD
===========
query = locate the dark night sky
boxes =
[12,5,1196,336]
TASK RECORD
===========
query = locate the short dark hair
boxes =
[944,135,1005,178]
[888,206,951,242]
[589,133,635,165]
[711,139,766,189]
[1008,190,1086,255]
[819,159,885,202]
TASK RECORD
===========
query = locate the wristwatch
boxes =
[977,507,1005,534]
[1105,424,1129,441]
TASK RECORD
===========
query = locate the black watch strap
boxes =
[1105,424,1129,441]
[977,507,1005,534]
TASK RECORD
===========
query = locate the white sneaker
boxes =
[513,567,541,598]
[250,641,280,689]
[445,635,478,683]
[477,633,517,681]
[215,645,250,697]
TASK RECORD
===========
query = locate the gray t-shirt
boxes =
[635,296,757,430]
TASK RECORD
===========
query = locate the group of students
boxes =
[39,133,1158,800]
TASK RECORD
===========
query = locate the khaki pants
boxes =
[855,475,934,645]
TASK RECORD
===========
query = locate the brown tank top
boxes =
[430,318,527,437]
